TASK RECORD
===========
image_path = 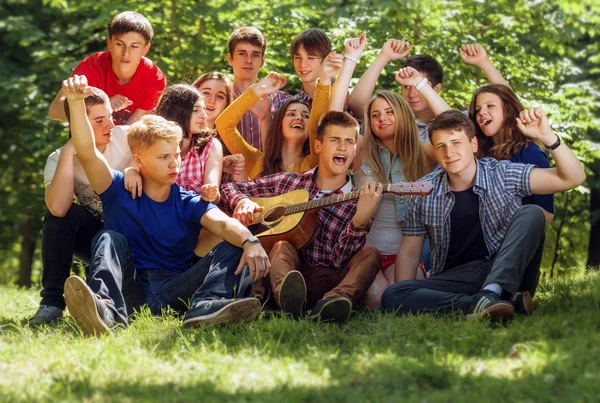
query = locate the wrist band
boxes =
[344,54,359,64]
[415,77,428,91]
[545,133,561,151]
[123,167,139,175]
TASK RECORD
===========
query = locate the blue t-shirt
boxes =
[510,144,555,214]
[99,170,217,272]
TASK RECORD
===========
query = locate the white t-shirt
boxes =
[43,126,131,220]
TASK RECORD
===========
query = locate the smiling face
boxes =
[315,125,358,177]
[281,102,310,142]
[475,92,505,137]
[369,97,396,142]
[188,99,207,135]
[227,42,264,82]
[197,79,229,124]
[431,128,478,176]
[107,32,150,77]
[293,45,323,85]
[134,139,181,186]
[87,102,115,149]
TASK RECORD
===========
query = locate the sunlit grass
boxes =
[1,271,599,402]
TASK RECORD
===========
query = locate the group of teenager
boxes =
[29,11,586,336]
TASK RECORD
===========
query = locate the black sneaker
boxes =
[64,276,114,337]
[182,298,261,328]
[511,291,535,315]
[467,291,515,322]
[278,270,306,319]
[306,296,352,324]
[29,305,64,327]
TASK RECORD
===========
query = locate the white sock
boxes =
[482,283,502,296]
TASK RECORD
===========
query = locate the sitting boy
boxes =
[48,11,166,125]
[382,110,585,320]
[29,87,137,326]
[220,111,382,324]
[61,75,270,336]
[227,26,287,151]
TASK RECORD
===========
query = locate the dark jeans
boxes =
[382,205,546,315]
[86,231,243,324]
[137,242,243,314]
[40,204,104,309]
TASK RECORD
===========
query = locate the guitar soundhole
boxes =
[262,206,286,225]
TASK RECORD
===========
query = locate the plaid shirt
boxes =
[232,88,289,152]
[403,158,534,276]
[221,168,370,268]
[177,137,214,194]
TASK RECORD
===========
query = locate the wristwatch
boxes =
[242,235,260,248]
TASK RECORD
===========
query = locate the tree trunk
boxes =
[587,179,600,270]
[18,214,34,287]
[551,192,570,278]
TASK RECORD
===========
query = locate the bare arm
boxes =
[330,33,366,111]
[394,235,425,283]
[45,140,76,217]
[201,139,224,203]
[459,43,509,87]
[125,108,152,125]
[200,208,270,280]
[48,88,67,121]
[518,108,586,194]
[347,39,411,119]
[64,76,113,194]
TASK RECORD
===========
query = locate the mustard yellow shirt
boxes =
[215,80,331,179]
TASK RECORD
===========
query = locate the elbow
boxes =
[47,204,69,218]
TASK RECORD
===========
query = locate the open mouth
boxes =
[290,122,305,130]
[481,118,492,127]
[333,155,347,165]
[206,106,215,112]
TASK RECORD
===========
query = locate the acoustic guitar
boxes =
[195,181,433,257]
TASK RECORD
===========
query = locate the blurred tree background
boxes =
[0,0,598,286]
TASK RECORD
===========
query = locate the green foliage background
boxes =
[1,0,598,285]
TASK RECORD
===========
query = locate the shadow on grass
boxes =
[10,354,598,402]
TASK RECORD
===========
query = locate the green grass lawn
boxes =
[1,271,599,402]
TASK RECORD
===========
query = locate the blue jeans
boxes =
[136,242,243,314]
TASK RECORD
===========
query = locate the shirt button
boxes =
[395,168,400,172]
[399,198,405,204]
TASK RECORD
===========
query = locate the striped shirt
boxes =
[402,158,534,275]
[232,88,289,152]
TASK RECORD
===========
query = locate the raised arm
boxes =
[330,33,366,111]
[395,67,451,116]
[348,39,411,119]
[48,88,68,121]
[519,108,586,194]
[459,43,509,87]
[63,75,113,194]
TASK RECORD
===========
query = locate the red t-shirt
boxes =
[73,51,166,124]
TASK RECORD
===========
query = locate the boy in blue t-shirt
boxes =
[61,74,270,337]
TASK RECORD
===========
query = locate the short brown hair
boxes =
[108,11,154,43]
[290,28,331,60]
[316,111,359,140]
[403,54,444,87]
[127,115,182,153]
[63,87,110,123]
[428,110,475,143]
[227,26,266,57]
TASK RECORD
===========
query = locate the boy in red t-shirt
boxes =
[49,11,166,125]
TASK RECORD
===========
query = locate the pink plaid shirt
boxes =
[177,137,215,194]
[232,88,289,152]
[221,168,370,268]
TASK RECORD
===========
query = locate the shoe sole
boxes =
[278,271,306,319]
[467,301,515,322]
[306,297,352,324]
[518,291,535,315]
[182,298,261,328]
[64,276,110,337]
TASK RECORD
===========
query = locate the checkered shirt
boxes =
[232,89,289,152]
[221,168,369,268]
[177,137,214,194]
[402,158,534,275]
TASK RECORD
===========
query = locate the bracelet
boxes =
[344,54,359,64]
[415,77,428,91]
[123,167,139,175]
[545,133,561,151]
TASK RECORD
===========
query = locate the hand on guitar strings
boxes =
[234,198,264,227]
[352,181,384,228]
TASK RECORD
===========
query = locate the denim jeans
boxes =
[382,205,546,314]
[40,204,104,309]
[87,231,244,322]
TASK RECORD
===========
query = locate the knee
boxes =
[362,247,382,270]
[515,205,546,233]
[214,241,243,260]
[270,240,294,255]
[92,230,127,248]
[381,281,415,311]
[43,210,72,231]
[365,282,387,311]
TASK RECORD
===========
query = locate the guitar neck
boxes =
[282,182,431,215]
